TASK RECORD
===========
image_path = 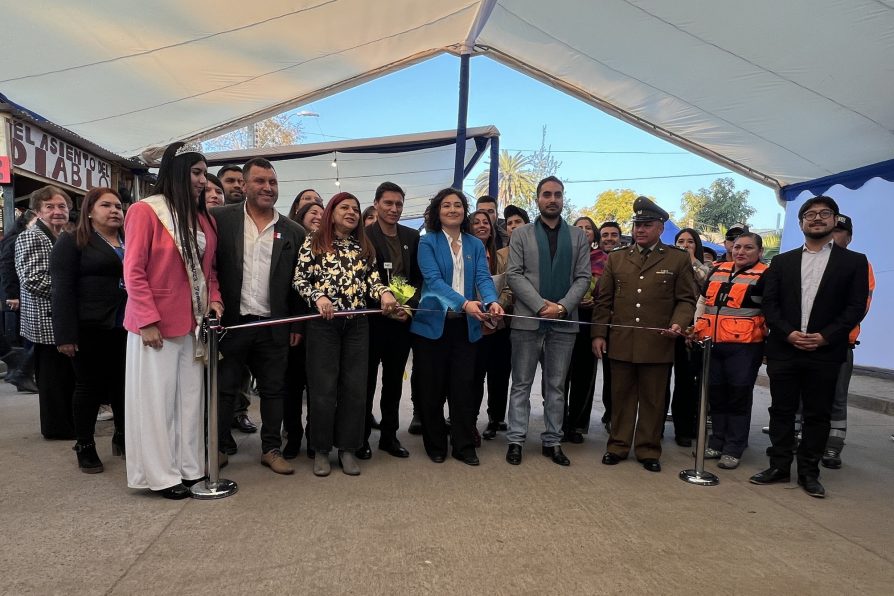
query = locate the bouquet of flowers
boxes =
[388,276,417,318]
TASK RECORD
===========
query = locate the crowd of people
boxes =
[4,141,873,501]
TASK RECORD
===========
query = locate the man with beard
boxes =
[218,165,245,205]
[750,197,868,498]
[505,177,591,466]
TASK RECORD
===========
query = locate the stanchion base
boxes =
[190,478,238,499]
[679,469,719,486]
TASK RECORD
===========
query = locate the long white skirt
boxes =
[125,332,205,490]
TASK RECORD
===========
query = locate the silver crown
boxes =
[174,144,201,158]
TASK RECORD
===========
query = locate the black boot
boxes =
[111,431,125,458]
[73,442,104,474]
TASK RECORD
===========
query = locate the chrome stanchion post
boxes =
[191,316,238,499]
[679,338,719,486]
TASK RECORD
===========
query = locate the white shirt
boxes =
[240,204,279,316]
[443,230,464,298]
[800,240,833,332]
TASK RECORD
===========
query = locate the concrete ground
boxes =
[2,364,893,595]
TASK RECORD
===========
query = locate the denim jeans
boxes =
[506,327,576,447]
[306,316,369,453]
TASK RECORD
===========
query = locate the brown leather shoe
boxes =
[262,449,294,475]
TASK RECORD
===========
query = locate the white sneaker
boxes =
[698,447,722,459]
[96,404,114,421]
[718,454,740,469]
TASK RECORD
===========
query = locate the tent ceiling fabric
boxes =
[3,0,893,188]
[202,127,498,218]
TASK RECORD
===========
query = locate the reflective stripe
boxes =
[716,307,762,316]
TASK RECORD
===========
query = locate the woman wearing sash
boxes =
[123,142,223,499]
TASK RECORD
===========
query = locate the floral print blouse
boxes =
[293,235,389,310]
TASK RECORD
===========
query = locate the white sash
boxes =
[142,195,208,359]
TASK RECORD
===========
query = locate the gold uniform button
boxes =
[635,317,640,322]
[639,276,644,280]
[636,303,641,308]
[637,288,642,293]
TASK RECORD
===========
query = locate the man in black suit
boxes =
[750,196,868,498]
[357,182,422,460]
[212,157,306,475]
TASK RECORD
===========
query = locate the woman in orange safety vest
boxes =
[693,232,767,470]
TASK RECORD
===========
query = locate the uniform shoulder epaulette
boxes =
[671,245,688,252]
[611,245,627,252]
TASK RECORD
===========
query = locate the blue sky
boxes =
[292,54,784,230]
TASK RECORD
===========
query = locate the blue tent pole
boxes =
[452,53,470,189]
[488,135,499,199]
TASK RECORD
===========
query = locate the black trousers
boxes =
[564,322,597,433]
[218,322,288,454]
[306,317,368,453]
[283,341,308,446]
[472,326,511,424]
[412,319,477,459]
[34,342,76,439]
[766,355,840,479]
[365,315,412,444]
[71,326,126,442]
[665,337,700,439]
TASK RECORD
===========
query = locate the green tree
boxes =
[473,150,538,213]
[580,188,640,229]
[679,177,755,230]
[202,114,303,151]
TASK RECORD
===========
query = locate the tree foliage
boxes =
[202,114,303,152]
[474,150,538,213]
[580,188,640,229]
[679,177,755,230]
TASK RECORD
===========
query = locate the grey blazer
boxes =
[506,220,591,333]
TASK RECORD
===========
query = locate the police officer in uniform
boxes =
[591,197,697,472]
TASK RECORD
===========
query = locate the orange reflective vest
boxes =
[695,261,768,344]
[848,261,875,345]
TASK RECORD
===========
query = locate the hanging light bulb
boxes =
[335,179,341,186]
[331,160,337,168]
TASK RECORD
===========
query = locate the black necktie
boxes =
[641,247,651,264]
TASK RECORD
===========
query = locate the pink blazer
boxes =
[123,201,222,338]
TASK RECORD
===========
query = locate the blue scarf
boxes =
[535,217,572,303]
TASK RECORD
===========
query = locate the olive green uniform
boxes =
[592,243,696,460]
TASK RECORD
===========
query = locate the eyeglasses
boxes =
[801,209,834,221]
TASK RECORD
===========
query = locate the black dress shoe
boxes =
[640,458,661,472]
[408,415,423,436]
[428,453,446,463]
[182,476,207,488]
[602,452,623,465]
[749,467,791,485]
[453,452,480,466]
[496,421,508,431]
[821,448,842,469]
[156,483,190,500]
[675,436,693,447]
[379,440,410,458]
[542,445,570,466]
[282,440,300,460]
[506,444,522,465]
[231,413,257,433]
[565,431,584,444]
[482,421,499,441]
[798,476,826,498]
[355,442,373,460]
[14,377,39,393]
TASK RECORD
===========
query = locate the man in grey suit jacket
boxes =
[505,177,591,466]
[212,158,306,475]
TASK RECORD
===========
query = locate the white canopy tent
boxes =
[2,0,892,187]
[199,126,500,218]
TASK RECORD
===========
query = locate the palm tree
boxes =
[473,150,538,213]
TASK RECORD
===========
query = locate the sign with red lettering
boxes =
[7,119,112,192]
[0,156,10,184]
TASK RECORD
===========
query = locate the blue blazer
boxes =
[410,231,498,342]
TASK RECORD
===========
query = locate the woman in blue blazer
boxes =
[410,188,504,466]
